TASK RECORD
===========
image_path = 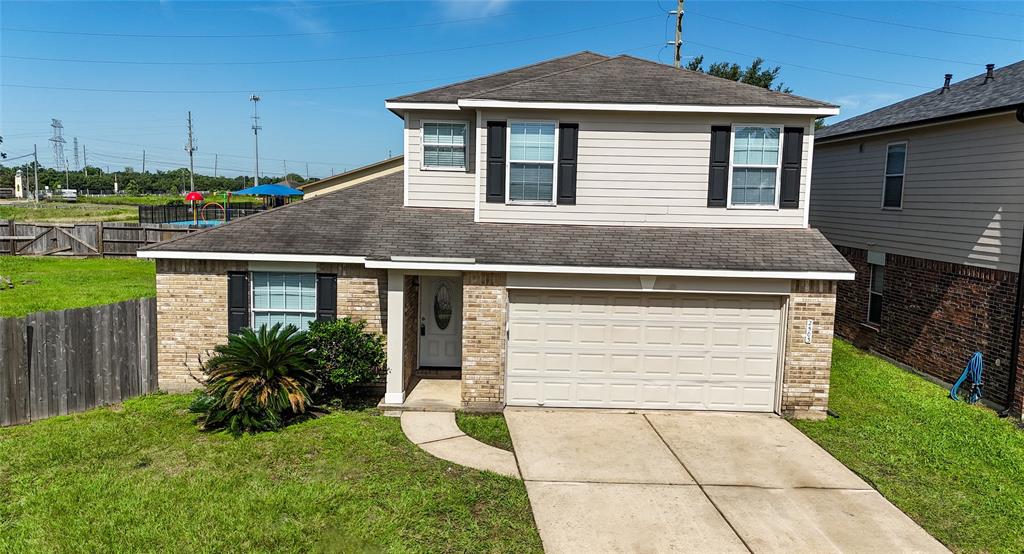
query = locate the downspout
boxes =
[1000,105,1024,417]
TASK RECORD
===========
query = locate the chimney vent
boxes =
[984,63,995,83]
[940,73,952,93]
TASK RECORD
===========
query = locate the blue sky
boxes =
[2,0,1021,178]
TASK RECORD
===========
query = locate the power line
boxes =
[936,2,1024,19]
[686,10,986,66]
[774,1,1023,43]
[2,14,661,67]
[0,10,522,39]
[1,74,474,94]
[684,40,932,89]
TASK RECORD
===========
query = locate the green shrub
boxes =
[307,317,387,402]
[192,323,317,434]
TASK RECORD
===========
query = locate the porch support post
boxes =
[385,269,406,404]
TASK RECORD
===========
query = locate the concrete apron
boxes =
[505,409,949,554]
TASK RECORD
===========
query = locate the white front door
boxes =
[419,276,463,367]
[505,291,784,411]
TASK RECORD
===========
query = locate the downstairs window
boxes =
[251,272,316,329]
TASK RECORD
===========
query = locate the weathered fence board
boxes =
[0,221,197,257]
[0,298,158,427]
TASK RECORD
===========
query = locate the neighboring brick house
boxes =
[810,61,1024,416]
[139,52,853,419]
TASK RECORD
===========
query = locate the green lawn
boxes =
[0,202,138,222]
[79,195,181,206]
[0,394,541,553]
[793,340,1024,553]
[456,413,514,451]
[0,256,155,317]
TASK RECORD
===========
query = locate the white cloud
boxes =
[436,0,513,18]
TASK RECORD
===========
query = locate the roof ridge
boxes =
[463,55,620,98]
[387,51,608,102]
[615,54,834,108]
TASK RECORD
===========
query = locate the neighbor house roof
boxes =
[298,155,403,198]
[817,60,1024,142]
[387,51,836,110]
[141,174,853,275]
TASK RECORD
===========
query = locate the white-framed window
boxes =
[867,264,884,326]
[421,121,468,170]
[251,271,316,330]
[882,141,907,209]
[507,120,558,204]
[728,124,782,208]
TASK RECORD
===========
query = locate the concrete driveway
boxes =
[505,409,948,554]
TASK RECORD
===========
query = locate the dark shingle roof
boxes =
[389,52,835,109]
[818,60,1024,141]
[387,51,609,103]
[145,174,852,275]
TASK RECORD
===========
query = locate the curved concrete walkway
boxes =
[400,412,520,479]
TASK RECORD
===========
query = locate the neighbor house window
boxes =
[868,264,884,326]
[422,122,467,169]
[251,272,316,329]
[508,121,556,203]
[729,125,782,207]
[882,142,907,208]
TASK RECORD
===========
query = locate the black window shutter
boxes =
[227,271,250,334]
[557,123,579,205]
[707,126,730,207]
[315,273,337,321]
[780,127,804,209]
[486,121,506,203]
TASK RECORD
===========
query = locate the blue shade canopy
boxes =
[232,183,304,196]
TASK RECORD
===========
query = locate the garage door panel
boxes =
[507,291,782,412]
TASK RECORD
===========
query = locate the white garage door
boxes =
[506,291,784,411]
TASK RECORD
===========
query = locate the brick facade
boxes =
[781,280,838,420]
[155,261,387,393]
[155,259,245,392]
[835,246,1022,412]
[460,272,507,411]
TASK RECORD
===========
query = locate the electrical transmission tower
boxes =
[73,137,80,170]
[185,111,197,191]
[49,119,66,169]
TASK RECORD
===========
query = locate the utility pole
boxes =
[250,94,261,186]
[214,154,218,177]
[32,144,39,202]
[670,0,684,68]
[142,149,146,173]
[185,111,197,191]
[73,137,80,170]
[305,162,309,180]
[83,144,88,177]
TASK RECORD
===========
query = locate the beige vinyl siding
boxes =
[810,113,1024,273]
[405,110,476,209]
[477,110,814,227]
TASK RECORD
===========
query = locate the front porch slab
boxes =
[379,378,461,415]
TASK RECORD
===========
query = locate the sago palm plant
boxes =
[193,323,316,434]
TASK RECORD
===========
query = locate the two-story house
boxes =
[139,52,853,419]
[810,61,1024,416]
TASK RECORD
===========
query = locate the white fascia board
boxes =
[384,101,461,112]
[137,250,366,264]
[364,259,855,281]
[457,99,840,116]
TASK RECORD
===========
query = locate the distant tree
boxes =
[686,55,792,93]
[815,118,827,130]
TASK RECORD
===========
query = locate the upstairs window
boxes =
[882,142,907,208]
[508,121,557,203]
[867,264,884,326]
[251,272,316,329]
[729,125,781,207]
[422,122,467,170]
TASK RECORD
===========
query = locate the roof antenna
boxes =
[984,64,995,83]
[940,73,952,94]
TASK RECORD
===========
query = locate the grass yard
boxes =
[0,202,138,222]
[0,256,155,317]
[79,195,181,206]
[456,413,514,451]
[792,340,1024,553]
[0,394,541,553]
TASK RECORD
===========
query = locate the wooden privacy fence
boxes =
[1,221,197,257]
[0,297,158,427]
